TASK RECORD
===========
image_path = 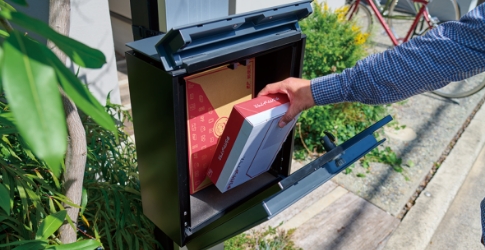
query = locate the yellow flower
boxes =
[354,32,369,45]
[335,6,349,21]
[351,25,360,32]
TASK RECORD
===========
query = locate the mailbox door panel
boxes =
[185,116,391,249]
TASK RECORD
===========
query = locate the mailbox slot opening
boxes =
[185,43,302,232]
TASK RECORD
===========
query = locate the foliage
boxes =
[361,146,403,172]
[294,103,389,157]
[299,2,369,80]
[295,3,404,173]
[0,1,156,248]
[0,0,116,177]
[0,210,101,249]
[225,225,301,250]
[80,100,159,249]
[0,99,158,249]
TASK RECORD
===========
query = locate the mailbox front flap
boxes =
[186,116,392,249]
[155,0,312,72]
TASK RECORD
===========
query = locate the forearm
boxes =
[311,4,485,105]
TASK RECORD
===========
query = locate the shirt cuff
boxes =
[310,73,345,105]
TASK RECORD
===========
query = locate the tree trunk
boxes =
[48,0,87,244]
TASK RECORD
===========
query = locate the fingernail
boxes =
[278,121,287,128]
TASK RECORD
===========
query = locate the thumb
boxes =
[278,105,300,128]
[258,82,285,97]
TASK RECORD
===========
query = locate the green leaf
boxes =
[48,197,57,214]
[103,213,114,249]
[0,45,3,92]
[0,183,10,214]
[0,128,19,135]
[16,182,29,221]
[80,187,88,216]
[0,10,106,68]
[7,0,27,6]
[46,240,102,250]
[39,45,116,133]
[12,241,47,250]
[0,240,47,248]
[0,1,16,11]
[35,210,67,240]
[2,31,67,177]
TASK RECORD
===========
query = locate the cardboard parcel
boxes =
[207,94,297,193]
[185,59,255,194]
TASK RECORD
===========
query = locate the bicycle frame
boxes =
[348,0,434,45]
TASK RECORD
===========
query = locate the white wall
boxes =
[9,0,120,106]
[158,0,229,32]
[109,0,131,18]
[232,0,346,14]
[108,0,133,54]
[68,0,120,105]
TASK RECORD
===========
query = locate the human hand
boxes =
[258,77,315,128]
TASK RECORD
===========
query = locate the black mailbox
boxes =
[125,1,391,249]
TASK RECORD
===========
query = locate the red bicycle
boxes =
[345,0,485,98]
[346,0,437,45]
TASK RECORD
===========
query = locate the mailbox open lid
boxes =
[125,1,391,249]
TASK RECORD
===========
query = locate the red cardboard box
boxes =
[207,94,298,193]
[185,59,255,194]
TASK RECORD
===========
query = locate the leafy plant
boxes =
[299,2,369,79]
[0,98,158,249]
[295,3,404,174]
[0,210,101,249]
[295,103,389,156]
[80,100,159,249]
[225,225,301,250]
[0,0,115,178]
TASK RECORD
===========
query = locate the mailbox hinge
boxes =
[185,227,193,237]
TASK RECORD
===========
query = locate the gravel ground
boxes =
[333,85,485,216]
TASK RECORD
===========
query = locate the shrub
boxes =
[0,99,158,249]
[225,225,301,250]
[295,3,400,173]
[80,100,159,249]
[300,3,369,79]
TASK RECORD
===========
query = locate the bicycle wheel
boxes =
[387,0,460,39]
[418,1,484,98]
[432,72,485,98]
[427,0,460,22]
[386,0,434,42]
[345,1,374,34]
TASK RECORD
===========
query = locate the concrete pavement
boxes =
[384,98,485,249]
[427,144,485,250]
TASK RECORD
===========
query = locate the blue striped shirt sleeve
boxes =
[310,4,485,105]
